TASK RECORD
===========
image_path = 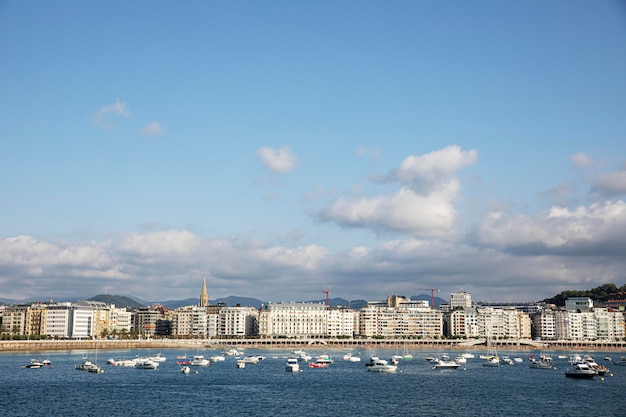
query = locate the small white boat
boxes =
[316,355,334,364]
[293,350,312,362]
[454,356,467,364]
[501,356,514,365]
[433,359,460,369]
[190,355,211,366]
[513,357,523,363]
[75,358,97,371]
[236,360,246,368]
[483,356,500,367]
[135,358,159,369]
[529,355,554,369]
[461,352,475,359]
[112,358,139,367]
[366,357,397,373]
[224,348,244,356]
[23,359,45,369]
[180,366,191,374]
[210,355,226,362]
[148,353,167,362]
[286,358,300,372]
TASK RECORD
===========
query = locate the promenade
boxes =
[2,338,625,353]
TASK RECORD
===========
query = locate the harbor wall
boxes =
[1,338,625,352]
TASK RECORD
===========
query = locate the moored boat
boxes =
[286,358,300,372]
[23,359,45,369]
[190,355,210,366]
[135,358,159,369]
[366,357,397,373]
[565,363,596,379]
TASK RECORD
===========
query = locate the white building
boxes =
[258,302,327,338]
[450,291,472,309]
[44,303,73,338]
[326,307,358,337]
[218,306,258,337]
[358,296,444,338]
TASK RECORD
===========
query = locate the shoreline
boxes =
[2,338,625,353]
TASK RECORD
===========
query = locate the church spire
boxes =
[199,276,209,307]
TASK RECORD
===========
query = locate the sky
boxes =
[1,1,626,304]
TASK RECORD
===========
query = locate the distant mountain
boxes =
[88,294,145,309]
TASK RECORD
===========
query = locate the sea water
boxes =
[0,348,623,417]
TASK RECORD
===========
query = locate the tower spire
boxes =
[199,276,209,307]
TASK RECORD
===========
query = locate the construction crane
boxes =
[321,287,331,306]
[415,286,440,309]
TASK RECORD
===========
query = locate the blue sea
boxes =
[1,347,624,417]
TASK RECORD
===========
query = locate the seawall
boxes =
[1,338,625,353]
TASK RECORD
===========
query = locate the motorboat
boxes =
[224,348,244,356]
[148,353,166,362]
[565,363,596,379]
[482,356,500,367]
[88,364,104,373]
[461,352,475,359]
[366,358,397,373]
[424,355,437,362]
[308,362,326,369]
[135,358,159,369]
[583,356,609,376]
[454,356,467,364]
[501,356,514,365]
[529,355,554,370]
[286,358,300,372]
[313,354,331,364]
[241,355,265,364]
[112,358,139,367]
[75,358,98,371]
[190,355,210,366]
[293,350,312,362]
[316,355,334,364]
[23,359,45,369]
[513,357,523,363]
[236,360,246,368]
[342,353,361,362]
[210,355,226,362]
[180,366,191,374]
[433,358,460,369]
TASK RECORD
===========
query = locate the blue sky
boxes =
[1,1,626,304]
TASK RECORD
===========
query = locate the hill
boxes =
[88,294,145,309]
[541,283,626,306]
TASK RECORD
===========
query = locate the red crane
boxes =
[415,286,440,309]
[322,287,331,306]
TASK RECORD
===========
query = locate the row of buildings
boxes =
[2,282,625,342]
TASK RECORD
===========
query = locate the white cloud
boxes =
[476,200,626,255]
[1,227,625,304]
[93,100,131,128]
[570,152,594,168]
[139,122,165,136]
[393,145,478,194]
[320,184,459,238]
[257,146,297,173]
[318,145,476,238]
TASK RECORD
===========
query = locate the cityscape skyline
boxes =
[2,2,626,303]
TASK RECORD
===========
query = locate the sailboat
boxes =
[482,337,500,367]
[88,341,104,373]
